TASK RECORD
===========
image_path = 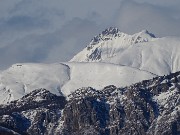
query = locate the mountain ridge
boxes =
[70,28,157,62]
[88,27,156,47]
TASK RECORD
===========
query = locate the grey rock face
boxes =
[0,72,179,135]
[89,27,120,46]
[0,89,67,135]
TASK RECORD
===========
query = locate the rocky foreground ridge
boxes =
[0,71,179,135]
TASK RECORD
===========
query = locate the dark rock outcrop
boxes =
[0,89,67,135]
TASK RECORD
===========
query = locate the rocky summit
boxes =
[0,71,179,135]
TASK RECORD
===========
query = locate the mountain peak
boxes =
[71,27,157,62]
[101,27,120,36]
[89,27,122,46]
[89,27,156,47]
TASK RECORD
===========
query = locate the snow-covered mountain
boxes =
[71,27,180,76]
[0,27,180,104]
[0,27,180,134]
[70,27,156,62]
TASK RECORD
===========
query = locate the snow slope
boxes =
[71,28,180,76]
[0,63,70,104]
[0,62,155,104]
[102,37,180,75]
[61,62,155,96]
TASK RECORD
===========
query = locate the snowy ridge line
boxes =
[70,27,156,62]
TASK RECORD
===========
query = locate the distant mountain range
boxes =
[0,27,180,135]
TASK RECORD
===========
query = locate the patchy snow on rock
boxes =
[153,88,178,107]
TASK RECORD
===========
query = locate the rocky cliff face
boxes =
[0,89,67,135]
[0,71,180,135]
[62,71,180,135]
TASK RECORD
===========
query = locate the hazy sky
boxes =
[0,0,180,69]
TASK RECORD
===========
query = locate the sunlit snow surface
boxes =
[0,62,155,104]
